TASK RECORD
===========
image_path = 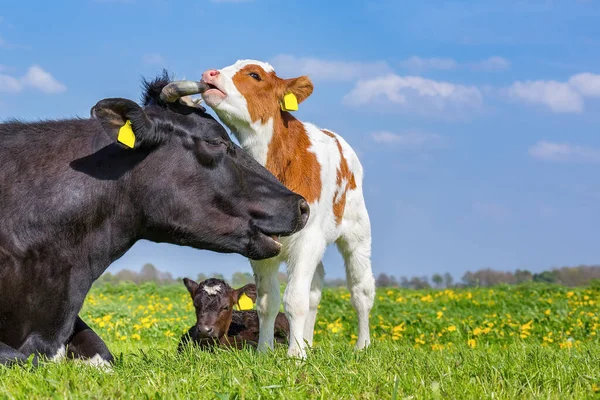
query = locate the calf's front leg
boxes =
[251,258,281,352]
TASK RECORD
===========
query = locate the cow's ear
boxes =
[183,278,199,298]
[91,98,159,149]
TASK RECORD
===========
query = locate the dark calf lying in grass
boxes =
[178,278,289,351]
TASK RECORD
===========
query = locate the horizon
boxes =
[1,0,599,280]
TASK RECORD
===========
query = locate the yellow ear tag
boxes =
[117,120,136,149]
[236,293,254,311]
[280,92,298,112]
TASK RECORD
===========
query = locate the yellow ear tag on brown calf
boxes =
[280,92,299,112]
[117,120,136,148]
[236,293,254,311]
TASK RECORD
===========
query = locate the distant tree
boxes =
[443,272,454,288]
[278,272,288,285]
[376,273,392,288]
[431,273,443,288]
[399,276,410,288]
[115,269,138,283]
[515,269,533,284]
[462,271,477,287]
[140,263,159,283]
[196,273,208,283]
[232,272,254,287]
[212,273,227,282]
[390,275,399,287]
[409,276,430,289]
[533,271,557,284]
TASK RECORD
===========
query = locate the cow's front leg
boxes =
[0,341,31,366]
[65,316,113,368]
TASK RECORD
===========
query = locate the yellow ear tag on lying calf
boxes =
[280,92,298,112]
[117,120,136,149]
[236,293,254,311]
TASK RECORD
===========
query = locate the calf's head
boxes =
[90,72,309,259]
[200,60,314,127]
[183,277,257,339]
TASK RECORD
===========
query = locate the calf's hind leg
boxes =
[66,316,114,368]
[336,212,375,350]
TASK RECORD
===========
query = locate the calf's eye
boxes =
[248,72,261,81]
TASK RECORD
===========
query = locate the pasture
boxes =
[1,283,599,399]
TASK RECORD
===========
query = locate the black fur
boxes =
[0,73,308,366]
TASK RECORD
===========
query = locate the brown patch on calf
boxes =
[231,65,321,203]
[265,115,322,203]
[322,130,357,224]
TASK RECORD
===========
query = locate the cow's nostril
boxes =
[298,199,310,228]
[210,70,219,77]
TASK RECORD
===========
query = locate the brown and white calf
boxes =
[178,278,289,351]
[200,60,375,358]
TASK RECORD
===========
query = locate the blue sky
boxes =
[1,0,599,281]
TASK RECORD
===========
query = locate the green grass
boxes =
[1,283,600,399]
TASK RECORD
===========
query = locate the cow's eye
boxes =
[221,306,230,311]
[248,72,261,81]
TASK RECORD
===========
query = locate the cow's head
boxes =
[90,72,309,260]
[200,60,314,126]
[183,277,256,339]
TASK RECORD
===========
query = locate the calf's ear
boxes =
[91,98,159,149]
[234,283,257,307]
[183,278,199,298]
[284,76,313,104]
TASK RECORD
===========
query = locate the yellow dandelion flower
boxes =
[467,339,476,348]
[447,325,457,332]
[436,311,443,319]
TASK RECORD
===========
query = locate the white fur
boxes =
[203,60,376,358]
[50,345,66,362]
[203,285,222,295]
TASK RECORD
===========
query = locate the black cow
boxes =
[0,72,309,366]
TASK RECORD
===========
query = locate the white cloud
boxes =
[343,74,483,117]
[143,53,165,65]
[507,72,600,113]
[0,74,21,93]
[529,141,600,164]
[399,56,458,71]
[371,131,445,150]
[472,56,511,71]
[399,56,510,71]
[0,65,66,94]
[507,80,583,113]
[568,73,600,98]
[269,54,391,81]
[21,66,66,93]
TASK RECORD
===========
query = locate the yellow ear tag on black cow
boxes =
[280,92,298,112]
[235,293,254,311]
[117,120,136,149]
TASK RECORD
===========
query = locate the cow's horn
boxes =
[160,80,210,103]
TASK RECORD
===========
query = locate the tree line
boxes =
[97,263,600,289]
